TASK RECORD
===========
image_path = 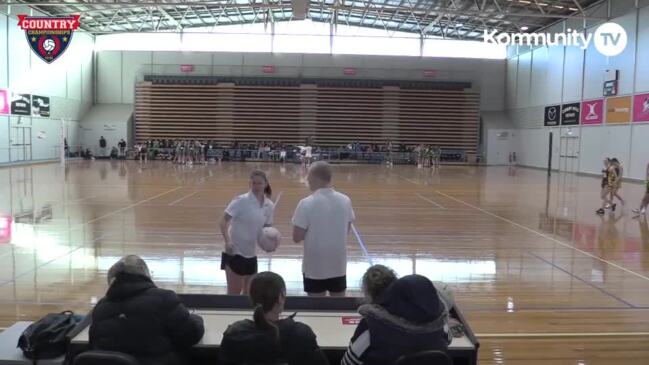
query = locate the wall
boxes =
[0,7,94,164]
[98,51,506,111]
[79,104,133,155]
[506,0,649,180]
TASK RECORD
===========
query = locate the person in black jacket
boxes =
[89,255,204,365]
[341,275,451,365]
[220,271,329,365]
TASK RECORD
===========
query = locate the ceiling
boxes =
[12,0,606,40]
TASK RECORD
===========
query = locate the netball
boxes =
[257,227,281,253]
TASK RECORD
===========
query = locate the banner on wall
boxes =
[17,15,80,64]
[0,89,8,114]
[544,105,561,126]
[560,103,580,125]
[581,99,604,125]
[633,93,649,123]
[31,95,50,117]
[10,93,31,115]
[606,96,632,124]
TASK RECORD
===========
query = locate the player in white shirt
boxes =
[292,161,355,297]
[220,170,275,295]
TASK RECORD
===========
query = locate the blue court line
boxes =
[527,251,637,308]
[351,223,373,265]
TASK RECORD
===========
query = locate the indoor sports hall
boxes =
[1,1,649,364]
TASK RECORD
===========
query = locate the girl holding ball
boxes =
[220,170,276,295]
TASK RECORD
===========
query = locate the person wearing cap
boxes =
[89,255,204,365]
[341,274,452,365]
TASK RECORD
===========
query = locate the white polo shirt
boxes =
[225,192,274,258]
[292,188,355,280]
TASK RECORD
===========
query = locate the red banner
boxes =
[343,67,357,76]
[180,65,194,72]
[341,316,361,325]
[18,15,80,30]
[423,69,436,78]
[0,89,8,114]
[262,65,275,74]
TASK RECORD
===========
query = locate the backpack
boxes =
[17,311,84,361]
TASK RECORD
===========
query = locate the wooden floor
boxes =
[1,160,648,364]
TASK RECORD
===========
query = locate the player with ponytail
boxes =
[220,272,329,365]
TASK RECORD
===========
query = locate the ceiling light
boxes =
[521,26,529,31]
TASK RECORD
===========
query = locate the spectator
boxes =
[118,139,126,158]
[361,265,397,303]
[292,161,355,297]
[99,136,107,156]
[220,170,274,295]
[220,272,329,365]
[89,255,204,365]
[341,275,451,365]
[110,146,118,159]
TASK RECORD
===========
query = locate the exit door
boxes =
[10,126,32,162]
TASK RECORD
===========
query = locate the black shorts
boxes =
[221,252,258,276]
[303,275,347,294]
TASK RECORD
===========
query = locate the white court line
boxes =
[416,193,445,209]
[83,186,183,226]
[398,176,421,186]
[169,191,198,206]
[435,190,649,282]
[477,332,649,338]
[64,194,101,205]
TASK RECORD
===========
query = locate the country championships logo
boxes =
[484,22,628,57]
[18,15,80,63]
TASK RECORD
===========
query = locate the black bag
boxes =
[17,311,84,361]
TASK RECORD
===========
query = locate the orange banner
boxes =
[606,96,632,124]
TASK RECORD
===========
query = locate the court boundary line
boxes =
[169,191,197,206]
[435,190,649,283]
[83,186,182,226]
[416,193,445,209]
[528,251,636,308]
[398,176,421,186]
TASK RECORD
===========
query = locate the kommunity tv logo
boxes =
[484,22,628,57]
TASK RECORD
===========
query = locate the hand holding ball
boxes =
[258,227,281,253]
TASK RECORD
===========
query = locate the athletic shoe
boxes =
[633,208,641,213]
[596,208,605,214]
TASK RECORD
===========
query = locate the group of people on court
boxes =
[86,161,455,365]
[597,158,649,218]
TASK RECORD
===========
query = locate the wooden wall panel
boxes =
[134,81,479,151]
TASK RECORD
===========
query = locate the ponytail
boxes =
[253,304,279,342]
[264,184,272,198]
